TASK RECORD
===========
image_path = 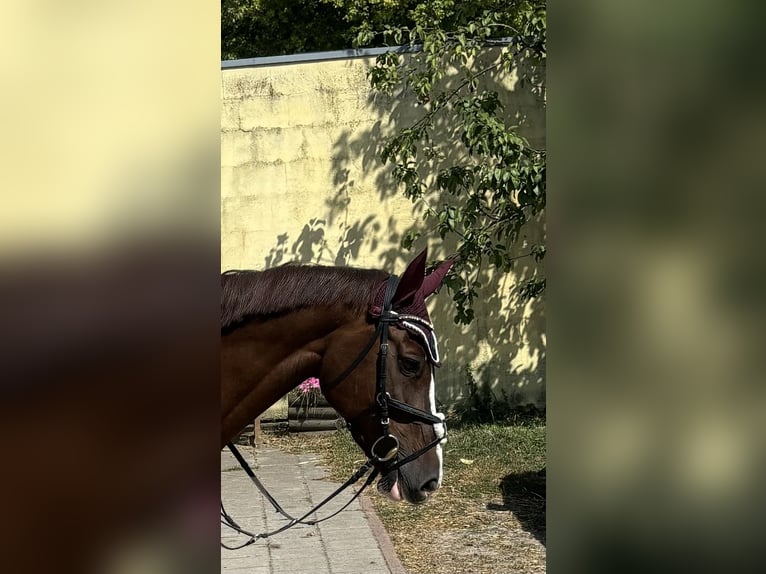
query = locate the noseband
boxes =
[221,274,446,548]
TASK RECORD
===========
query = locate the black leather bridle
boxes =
[352,274,446,468]
[221,274,447,548]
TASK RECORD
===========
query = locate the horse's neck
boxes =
[220,306,358,446]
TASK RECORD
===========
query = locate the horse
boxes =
[221,249,454,504]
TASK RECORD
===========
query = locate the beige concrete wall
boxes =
[221,52,545,408]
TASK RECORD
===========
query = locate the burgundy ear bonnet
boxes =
[369,248,455,366]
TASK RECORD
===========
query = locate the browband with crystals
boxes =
[395,313,441,367]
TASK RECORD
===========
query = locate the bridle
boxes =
[221,274,447,548]
[355,274,446,467]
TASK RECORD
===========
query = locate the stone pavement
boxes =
[221,446,407,574]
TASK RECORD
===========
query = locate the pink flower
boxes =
[299,377,321,393]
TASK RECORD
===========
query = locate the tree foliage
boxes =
[222,0,421,59]
[360,1,547,324]
[222,0,349,59]
[221,0,536,59]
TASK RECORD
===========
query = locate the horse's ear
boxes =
[392,248,428,307]
[421,256,456,298]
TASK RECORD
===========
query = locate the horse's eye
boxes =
[398,356,423,377]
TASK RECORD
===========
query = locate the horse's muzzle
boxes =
[377,469,439,504]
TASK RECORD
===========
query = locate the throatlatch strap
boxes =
[323,321,382,391]
[324,274,400,393]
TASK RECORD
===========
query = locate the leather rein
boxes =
[221,275,446,548]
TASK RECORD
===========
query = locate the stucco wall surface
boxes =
[221,52,545,407]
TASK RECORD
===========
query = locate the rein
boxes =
[221,274,446,548]
[221,443,378,549]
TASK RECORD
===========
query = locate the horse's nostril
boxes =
[421,478,439,493]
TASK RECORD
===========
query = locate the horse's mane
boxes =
[221,264,389,330]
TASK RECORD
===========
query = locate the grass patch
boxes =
[265,420,546,573]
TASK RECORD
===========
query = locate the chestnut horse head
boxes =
[221,249,454,504]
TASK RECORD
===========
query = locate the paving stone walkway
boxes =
[221,446,406,574]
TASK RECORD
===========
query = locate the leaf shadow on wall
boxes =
[322,50,546,409]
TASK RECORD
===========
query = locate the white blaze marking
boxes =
[429,370,446,487]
